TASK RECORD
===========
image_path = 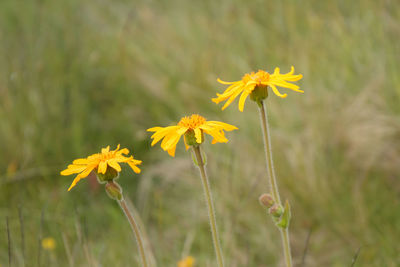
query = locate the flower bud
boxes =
[105,181,123,200]
[97,167,119,183]
[259,193,275,208]
[269,203,283,218]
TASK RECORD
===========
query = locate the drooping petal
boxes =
[221,87,244,110]
[67,165,96,191]
[194,128,202,143]
[98,160,107,174]
[107,160,121,172]
[150,126,181,146]
[238,89,251,112]
[167,146,177,157]
[270,85,288,98]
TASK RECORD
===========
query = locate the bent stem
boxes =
[258,100,292,267]
[193,146,224,267]
[118,198,149,267]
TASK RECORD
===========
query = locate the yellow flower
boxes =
[178,256,195,267]
[60,145,142,191]
[213,66,303,111]
[147,114,237,157]
[42,237,56,251]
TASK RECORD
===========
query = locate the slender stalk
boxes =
[193,146,224,267]
[258,100,292,267]
[118,199,149,267]
[18,206,25,267]
[6,216,11,267]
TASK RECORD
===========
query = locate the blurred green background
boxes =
[1,0,399,266]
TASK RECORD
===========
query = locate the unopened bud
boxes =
[259,193,275,208]
[105,181,123,200]
[269,203,283,218]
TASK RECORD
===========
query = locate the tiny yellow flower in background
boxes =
[60,145,142,191]
[147,114,237,157]
[213,66,303,111]
[42,237,56,251]
[177,256,195,267]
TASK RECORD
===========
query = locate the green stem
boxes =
[193,146,224,267]
[118,199,149,267]
[258,100,292,267]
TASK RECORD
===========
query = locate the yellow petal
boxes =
[60,165,87,176]
[167,146,177,157]
[107,160,121,172]
[151,126,180,146]
[147,127,163,132]
[206,121,238,131]
[72,158,88,165]
[205,129,228,144]
[194,128,202,143]
[221,87,244,110]
[98,161,107,174]
[217,78,239,85]
[117,148,129,155]
[101,146,110,154]
[112,144,121,152]
[238,89,251,112]
[67,165,96,191]
[128,162,141,173]
[270,85,287,98]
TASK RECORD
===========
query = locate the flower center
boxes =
[178,114,206,129]
[242,70,270,85]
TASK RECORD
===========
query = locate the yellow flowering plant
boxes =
[213,67,303,111]
[147,114,237,156]
[60,145,149,267]
[148,114,237,267]
[213,67,303,267]
[61,144,142,191]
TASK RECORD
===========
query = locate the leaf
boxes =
[276,200,291,229]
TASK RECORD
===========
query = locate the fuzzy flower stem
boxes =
[258,100,292,267]
[118,198,149,267]
[193,146,224,267]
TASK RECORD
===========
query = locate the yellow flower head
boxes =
[60,145,142,191]
[178,256,195,267]
[42,237,56,251]
[147,114,237,157]
[213,66,303,111]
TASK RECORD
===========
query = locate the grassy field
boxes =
[1,0,400,266]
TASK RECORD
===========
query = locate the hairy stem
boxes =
[118,199,149,267]
[258,101,292,267]
[193,146,224,267]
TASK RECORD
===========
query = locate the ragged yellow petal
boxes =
[128,161,141,173]
[107,159,121,172]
